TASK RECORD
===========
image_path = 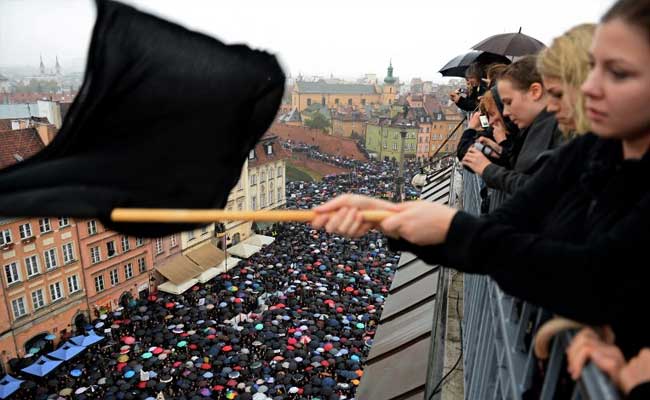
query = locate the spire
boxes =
[40,54,45,75]
[55,56,61,75]
[384,59,396,84]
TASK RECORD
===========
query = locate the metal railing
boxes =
[460,168,620,400]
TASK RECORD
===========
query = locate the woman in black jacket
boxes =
[311,0,650,368]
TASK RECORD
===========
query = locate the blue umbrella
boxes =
[0,375,24,399]
[48,342,86,361]
[70,369,82,377]
[21,356,62,377]
[45,334,57,341]
[124,370,135,379]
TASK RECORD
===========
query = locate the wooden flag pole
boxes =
[110,208,394,224]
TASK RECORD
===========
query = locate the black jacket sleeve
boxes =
[628,382,650,400]
[457,129,478,161]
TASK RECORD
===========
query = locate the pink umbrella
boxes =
[122,336,136,345]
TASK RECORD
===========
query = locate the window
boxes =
[19,223,32,239]
[248,149,255,160]
[237,178,243,190]
[11,297,26,319]
[135,237,144,247]
[383,142,387,149]
[58,217,69,228]
[321,96,326,106]
[201,225,209,235]
[277,187,283,202]
[269,190,274,205]
[25,255,40,277]
[106,241,116,257]
[251,196,257,210]
[187,230,195,241]
[87,220,97,235]
[90,246,101,264]
[121,236,130,252]
[67,275,80,294]
[94,275,105,292]
[4,262,20,284]
[348,98,352,105]
[266,144,273,155]
[39,218,51,233]
[335,98,339,105]
[61,243,74,264]
[0,229,12,246]
[155,238,163,254]
[426,127,430,133]
[49,282,63,302]
[260,190,266,208]
[260,171,266,182]
[307,98,312,106]
[31,289,45,310]
[392,143,398,151]
[170,234,177,247]
[277,166,282,178]
[361,99,366,106]
[250,174,257,185]
[138,257,147,273]
[44,248,57,270]
[110,269,119,286]
[125,263,133,279]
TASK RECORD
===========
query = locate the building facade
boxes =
[0,216,88,369]
[331,111,368,138]
[77,219,154,315]
[365,120,418,162]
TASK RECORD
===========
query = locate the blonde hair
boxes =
[537,23,596,135]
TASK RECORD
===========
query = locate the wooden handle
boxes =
[111,208,394,223]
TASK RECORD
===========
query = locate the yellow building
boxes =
[291,62,398,112]
[331,111,368,138]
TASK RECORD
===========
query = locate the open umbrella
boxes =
[439,50,511,77]
[472,28,546,57]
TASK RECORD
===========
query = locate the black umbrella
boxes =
[439,50,511,77]
[472,28,546,57]
[0,0,285,238]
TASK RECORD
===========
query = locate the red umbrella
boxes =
[227,379,237,387]
[165,302,175,309]
[152,347,163,355]
[345,287,354,293]
[192,286,200,291]
[323,343,333,351]
[122,336,136,345]
[201,363,211,370]
[116,362,127,372]
[173,361,182,368]
[148,294,157,301]
[213,385,225,391]
[222,346,232,352]
[272,356,284,361]
[321,360,330,367]
[287,338,297,345]
[234,298,242,304]
[336,307,344,313]
[207,334,216,340]
[300,336,311,345]
[189,344,198,350]
[137,381,147,389]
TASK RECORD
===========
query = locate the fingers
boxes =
[337,208,359,235]
[310,214,329,230]
[314,194,355,213]
[324,207,348,234]
[568,341,596,379]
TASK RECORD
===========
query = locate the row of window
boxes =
[187,227,209,242]
[94,257,146,293]
[11,275,81,319]
[90,236,145,264]
[250,187,284,210]
[306,98,367,107]
[0,218,70,246]
[4,243,76,285]
[381,132,417,139]
[249,166,284,186]
[382,142,417,151]
[154,234,178,254]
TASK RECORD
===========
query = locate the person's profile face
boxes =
[582,18,650,140]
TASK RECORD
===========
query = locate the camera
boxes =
[457,87,467,95]
[473,142,493,156]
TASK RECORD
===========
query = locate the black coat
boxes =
[481,109,564,195]
[455,83,487,112]
[390,133,650,357]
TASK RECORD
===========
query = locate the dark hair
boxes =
[602,0,650,41]
[500,55,543,91]
[465,63,484,80]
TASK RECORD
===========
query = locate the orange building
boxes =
[0,216,88,370]
[77,219,154,316]
[428,109,464,157]
[331,111,368,138]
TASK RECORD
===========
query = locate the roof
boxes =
[0,127,45,169]
[155,241,224,285]
[358,165,454,400]
[0,104,38,119]
[248,138,290,167]
[295,81,378,95]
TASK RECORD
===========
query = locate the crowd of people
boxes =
[5,154,432,400]
[311,0,650,398]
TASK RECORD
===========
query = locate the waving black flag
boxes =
[0,0,285,237]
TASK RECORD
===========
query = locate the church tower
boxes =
[40,54,46,76]
[382,60,397,105]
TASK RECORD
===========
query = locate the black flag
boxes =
[0,0,285,237]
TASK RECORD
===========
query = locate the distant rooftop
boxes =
[295,81,378,95]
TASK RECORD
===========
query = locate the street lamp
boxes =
[394,129,407,202]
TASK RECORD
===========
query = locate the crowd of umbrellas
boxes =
[0,157,422,400]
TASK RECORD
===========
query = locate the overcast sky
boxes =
[0,0,616,82]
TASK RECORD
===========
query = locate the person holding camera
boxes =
[449,63,488,112]
[462,55,564,195]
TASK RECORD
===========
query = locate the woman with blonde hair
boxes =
[537,23,596,136]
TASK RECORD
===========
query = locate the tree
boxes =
[304,112,330,132]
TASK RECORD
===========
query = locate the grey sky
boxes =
[0,0,616,82]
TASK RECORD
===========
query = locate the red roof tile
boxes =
[0,128,45,169]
